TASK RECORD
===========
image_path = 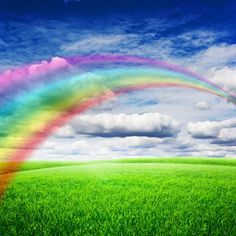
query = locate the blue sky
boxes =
[0,0,236,159]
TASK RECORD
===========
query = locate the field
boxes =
[0,158,235,235]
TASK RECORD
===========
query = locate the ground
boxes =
[0,158,235,235]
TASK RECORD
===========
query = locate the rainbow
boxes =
[0,55,235,197]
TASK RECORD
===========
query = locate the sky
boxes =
[0,0,236,160]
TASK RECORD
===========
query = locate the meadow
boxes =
[0,158,235,236]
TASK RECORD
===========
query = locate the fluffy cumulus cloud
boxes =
[28,57,70,77]
[71,113,180,137]
[187,118,236,141]
[208,66,236,96]
[212,128,236,145]
[0,57,71,88]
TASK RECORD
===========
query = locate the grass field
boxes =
[0,158,235,235]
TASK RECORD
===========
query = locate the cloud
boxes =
[61,34,129,53]
[187,118,236,139]
[211,128,236,145]
[32,135,168,160]
[199,43,236,67]
[184,43,236,72]
[208,66,236,96]
[218,128,236,141]
[188,142,236,157]
[103,136,164,149]
[174,30,218,48]
[71,112,180,137]
[31,132,236,160]
[28,57,70,77]
[0,57,71,90]
[196,101,211,110]
[71,136,164,154]
[54,125,75,138]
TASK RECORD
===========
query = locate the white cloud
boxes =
[199,44,236,66]
[61,34,130,52]
[185,44,236,71]
[212,128,236,145]
[175,30,218,47]
[71,136,164,153]
[218,128,236,141]
[71,112,180,137]
[54,125,75,138]
[103,136,163,149]
[187,118,236,139]
[32,135,169,160]
[196,101,211,110]
[208,66,236,96]
[189,143,236,157]
[31,132,236,160]
[187,121,220,139]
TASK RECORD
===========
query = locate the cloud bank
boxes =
[187,118,236,145]
[71,113,180,137]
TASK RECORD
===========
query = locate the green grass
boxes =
[0,158,236,236]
